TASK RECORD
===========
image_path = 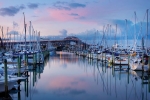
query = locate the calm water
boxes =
[10,51,150,100]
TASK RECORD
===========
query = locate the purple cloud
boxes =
[28,3,39,9]
[0,5,25,16]
[53,1,86,10]
[69,3,86,8]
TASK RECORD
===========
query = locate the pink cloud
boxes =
[42,8,98,25]
[47,9,75,22]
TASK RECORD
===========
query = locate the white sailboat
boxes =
[0,73,27,93]
[130,9,149,71]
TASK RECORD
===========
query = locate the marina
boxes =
[0,0,150,100]
[0,51,149,100]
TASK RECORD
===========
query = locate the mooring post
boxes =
[4,59,8,98]
[33,53,35,64]
[148,74,150,93]
[26,53,28,66]
[127,69,129,84]
[17,80,21,100]
[35,53,37,64]
[26,71,29,97]
[24,53,27,70]
[148,56,150,72]
[33,67,35,87]
[17,55,21,77]
[148,56,150,92]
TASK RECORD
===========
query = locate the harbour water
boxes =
[9,51,150,100]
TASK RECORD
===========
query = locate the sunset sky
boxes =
[0,0,149,38]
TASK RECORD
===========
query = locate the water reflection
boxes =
[10,51,150,100]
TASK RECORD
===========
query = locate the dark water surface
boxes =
[11,51,150,100]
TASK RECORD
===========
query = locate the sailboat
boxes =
[130,9,149,71]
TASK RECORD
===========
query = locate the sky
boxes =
[0,0,150,40]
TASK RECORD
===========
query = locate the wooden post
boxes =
[127,69,129,84]
[35,53,37,64]
[4,59,8,98]
[24,78,26,93]
[148,56,150,92]
[26,71,29,97]
[33,53,36,64]
[33,67,35,86]
[18,55,21,77]
[35,67,37,82]
[23,53,27,69]
[17,80,21,100]
[148,56,150,72]
[27,54,28,65]
[148,72,150,93]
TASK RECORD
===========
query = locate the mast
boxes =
[23,12,27,51]
[134,12,136,50]
[6,27,9,50]
[115,24,117,45]
[1,26,3,41]
[146,9,148,46]
[147,9,148,41]
[146,9,149,55]
[36,31,38,50]
[125,19,128,49]
[9,33,11,50]
[140,22,144,50]
[29,21,32,51]
[109,24,111,48]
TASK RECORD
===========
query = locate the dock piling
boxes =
[4,59,8,98]
[17,55,21,77]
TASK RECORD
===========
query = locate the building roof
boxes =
[63,36,80,41]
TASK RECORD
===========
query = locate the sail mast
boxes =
[147,9,148,40]
[146,9,148,47]
[146,9,149,55]
[125,19,128,49]
[115,24,117,45]
[134,11,136,50]
[23,12,27,50]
